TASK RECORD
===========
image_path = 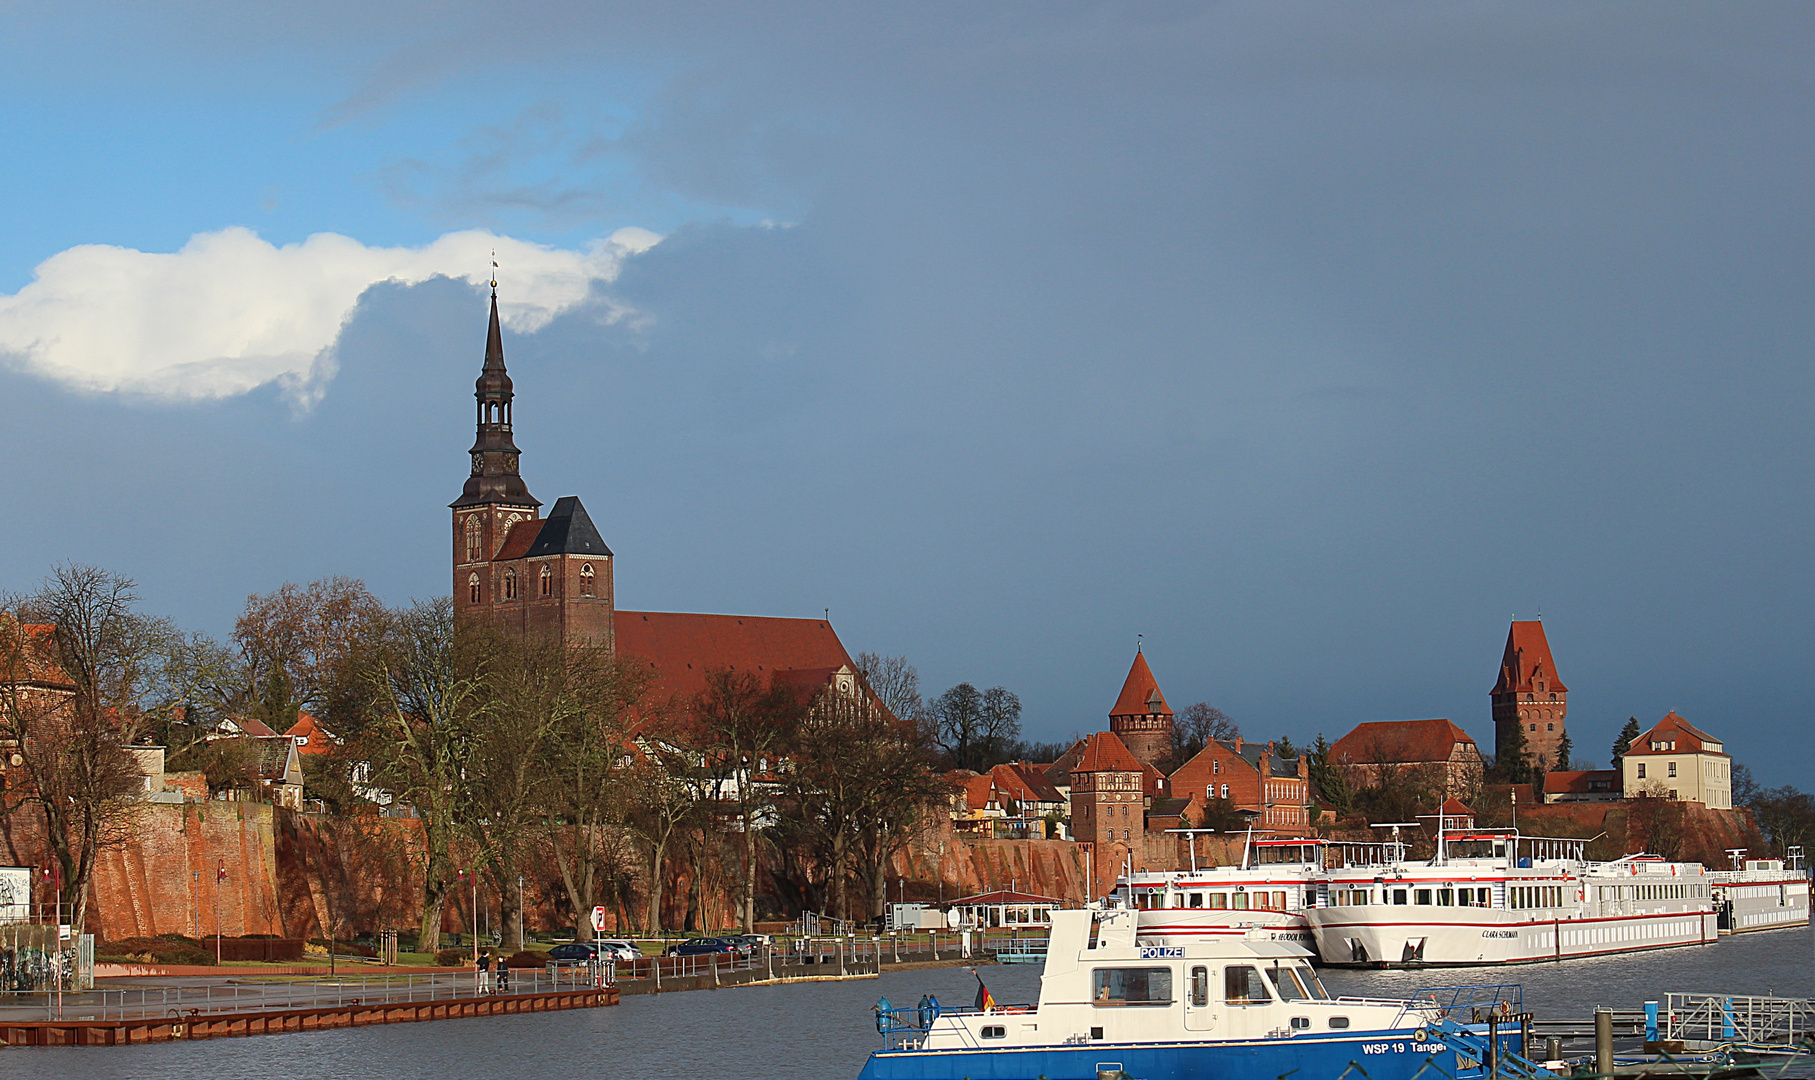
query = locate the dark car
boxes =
[664,938,737,957]
[547,942,603,962]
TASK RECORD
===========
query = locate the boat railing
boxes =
[872,996,1035,1050]
[1408,983,1525,1021]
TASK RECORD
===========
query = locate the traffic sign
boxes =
[590,906,608,933]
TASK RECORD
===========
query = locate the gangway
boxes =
[1664,993,1815,1053]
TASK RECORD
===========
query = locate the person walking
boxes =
[497,956,511,995]
[477,949,493,994]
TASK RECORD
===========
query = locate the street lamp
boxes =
[215,860,226,965]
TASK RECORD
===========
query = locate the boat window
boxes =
[1224,966,1271,1005]
[1391,889,1408,905]
[1188,893,1203,908]
[1415,889,1432,905]
[1232,893,1248,910]
[1298,966,1331,1000]
[1208,893,1227,909]
[1190,966,1209,1007]
[1291,1017,1312,1030]
[1270,963,1309,1001]
[1093,968,1174,1006]
[981,1025,1006,1039]
[1437,889,1453,906]
[1330,1016,1351,1029]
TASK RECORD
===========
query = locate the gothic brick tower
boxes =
[452,288,615,648]
[1068,731,1146,897]
[1108,649,1174,768]
[1491,619,1567,770]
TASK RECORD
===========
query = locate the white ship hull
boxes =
[1309,905,1719,966]
[1711,874,1810,934]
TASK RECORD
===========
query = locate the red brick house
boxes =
[1330,719,1484,800]
[1168,737,1311,834]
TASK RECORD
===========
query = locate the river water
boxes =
[14,926,1812,1079]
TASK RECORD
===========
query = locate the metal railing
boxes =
[1,965,609,1023]
[1664,993,1815,1050]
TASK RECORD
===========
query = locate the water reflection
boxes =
[11,926,1810,1080]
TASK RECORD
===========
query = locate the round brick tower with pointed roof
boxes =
[1108,649,1174,768]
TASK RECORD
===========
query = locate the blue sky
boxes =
[3,4,1813,785]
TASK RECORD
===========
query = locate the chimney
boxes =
[1233,736,1243,754]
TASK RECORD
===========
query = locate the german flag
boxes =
[973,976,996,1013]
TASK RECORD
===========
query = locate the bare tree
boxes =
[365,598,482,953]
[233,577,387,730]
[1,566,175,933]
[855,653,924,723]
[1170,702,1239,768]
[692,670,804,932]
[623,739,701,935]
[932,683,1021,772]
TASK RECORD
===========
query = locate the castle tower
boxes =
[452,289,614,648]
[1068,731,1146,898]
[1108,649,1174,768]
[1491,619,1567,770]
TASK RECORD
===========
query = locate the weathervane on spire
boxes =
[1136,633,1142,654]
[490,250,498,297]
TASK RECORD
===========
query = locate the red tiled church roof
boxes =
[1072,731,1143,774]
[614,611,856,710]
[494,519,545,561]
[1492,620,1567,695]
[1109,651,1172,717]
[1330,719,1476,765]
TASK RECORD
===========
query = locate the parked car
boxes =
[663,937,737,957]
[548,940,644,963]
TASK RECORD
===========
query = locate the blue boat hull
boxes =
[858,1027,1514,1080]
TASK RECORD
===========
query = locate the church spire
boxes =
[451,286,540,509]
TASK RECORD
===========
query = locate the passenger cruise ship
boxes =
[1117,838,1329,948]
[858,903,1524,1080]
[1708,848,1809,935]
[1307,829,1717,966]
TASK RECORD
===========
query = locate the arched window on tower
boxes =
[539,565,553,597]
[504,569,518,600]
[468,573,481,604]
[580,563,594,597]
[465,517,483,562]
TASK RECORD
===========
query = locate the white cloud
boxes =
[0,225,662,403]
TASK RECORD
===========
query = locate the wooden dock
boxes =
[0,986,617,1047]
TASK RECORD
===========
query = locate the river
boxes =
[13,926,1812,1079]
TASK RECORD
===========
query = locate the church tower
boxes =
[452,288,615,648]
[1491,619,1567,770]
[1108,649,1174,768]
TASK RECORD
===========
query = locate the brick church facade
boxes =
[450,288,860,707]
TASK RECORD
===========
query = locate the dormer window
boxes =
[580,563,595,597]
[539,565,553,596]
[468,573,481,603]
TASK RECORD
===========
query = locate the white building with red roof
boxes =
[1621,711,1732,809]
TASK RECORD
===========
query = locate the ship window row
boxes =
[1101,963,1332,1009]
[1334,886,1493,907]
[1510,885,1567,909]
[1133,889,1295,911]
[1596,883,1702,901]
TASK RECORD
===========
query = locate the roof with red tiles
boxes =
[284,712,337,756]
[1329,718,1478,766]
[991,762,1066,805]
[221,713,280,738]
[1542,769,1620,794]
[1141,762,1168,799]
[1624,711,1725,756]
[615,611,857,713]
[1071,730,1144,775]
[494,518,546,562]
[949,889,1068,906]
[0,618,74,690]
[1110,650,1172,717]
[1492,620,1567,695]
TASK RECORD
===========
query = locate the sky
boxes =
[2,3,1812,785]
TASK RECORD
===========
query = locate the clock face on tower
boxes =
[504,454,518,474]
[472,453,483,474]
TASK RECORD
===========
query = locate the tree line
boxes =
[0,566,955,940]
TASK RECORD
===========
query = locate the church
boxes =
[450,288,862,713]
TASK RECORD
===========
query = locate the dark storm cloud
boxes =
[3,4,1812,781]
